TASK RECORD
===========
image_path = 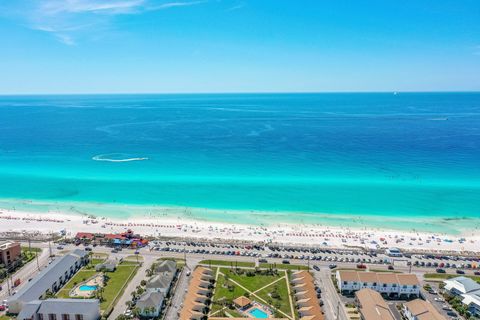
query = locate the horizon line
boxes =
[1,90,480,96]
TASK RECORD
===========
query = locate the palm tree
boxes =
[132,307,141,318]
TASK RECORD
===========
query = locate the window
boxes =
[363,283,367,286]
[413,285,417,289]
[373,282,377,286]
[403,285,407,289]
[383,284,387,288]
[392,284,397,287]
[62,315,70,320]
[48,314,57,320]
[344,281,347,285]
[75,315,83,320]
[37,314,44,320]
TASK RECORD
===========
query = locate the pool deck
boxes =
[70,274,104,298]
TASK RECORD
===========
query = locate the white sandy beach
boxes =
[0,208,478,253]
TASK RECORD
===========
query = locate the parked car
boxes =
[329,264,337,269]
[357,264,367,269]
[436,268,446,273]
[456,270,465,274]
[313,265,320,271]
[388,265,394,270]
[282,260,290,264]
[0,305,6,311]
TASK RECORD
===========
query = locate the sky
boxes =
[0,0,479,94]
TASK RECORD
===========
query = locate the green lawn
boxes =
[255,277,291,315]
[211,269,248,313]
[424,273,480,282]
[200,259,309,270]
[57,270,98,297]
[83,258,107,270]
[21,247,41,263]
[100,264,139,311]
[369,269,403,273]
[211,267,296,319]
[56,260,140,314]
[225,269,280,292]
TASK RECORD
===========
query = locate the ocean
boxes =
[0,93,479,234]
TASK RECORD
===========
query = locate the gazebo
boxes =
[233,296,252,310]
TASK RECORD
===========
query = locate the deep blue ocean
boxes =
[0,93,479,233]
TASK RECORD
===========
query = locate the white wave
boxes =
[92,154,149,162]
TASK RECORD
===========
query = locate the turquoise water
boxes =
[248,308,268,318]
[79,285,97,291]
[0,93,479,234]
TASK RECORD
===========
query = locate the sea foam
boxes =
[92,153,149,162]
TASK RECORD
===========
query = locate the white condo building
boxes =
[443,276,480,317]
[336,270,420,298]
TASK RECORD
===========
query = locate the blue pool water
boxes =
[249,308,268,318]
[79,285,97,291]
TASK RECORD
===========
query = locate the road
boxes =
[164,258,199,320]
[314,269,349,320]
[4,241,475,320]
[108,254,155,320]
[0,247,50,301]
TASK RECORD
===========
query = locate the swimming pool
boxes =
[79,285,97,291]
[248,308,268,318]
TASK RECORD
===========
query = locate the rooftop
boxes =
[356,288,394,320]
[8,249,88,304]
[404,299,445,320]
[444,276,480,294]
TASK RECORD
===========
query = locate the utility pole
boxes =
[183,244,186,263]
[36,249,40,271]
[336,300,340,320]
[6,273,11,296]
[48,235,52,258]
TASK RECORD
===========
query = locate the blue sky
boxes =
[0,0,479,93]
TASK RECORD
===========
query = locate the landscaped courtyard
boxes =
[56,254,140,315]
[209,266,297,319]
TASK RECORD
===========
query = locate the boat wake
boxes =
[92,153,149,162]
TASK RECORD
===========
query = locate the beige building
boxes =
[291,270,324,320]
[403,299,446,320]
[0,241,21,267]
[179,267,214,320]
[355,288,395,320]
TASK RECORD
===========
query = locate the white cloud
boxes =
[39,0,146,15]
[2,0,208,45]
[55,34,76,46]
[149,1,208,10]
[226,2,245,12]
